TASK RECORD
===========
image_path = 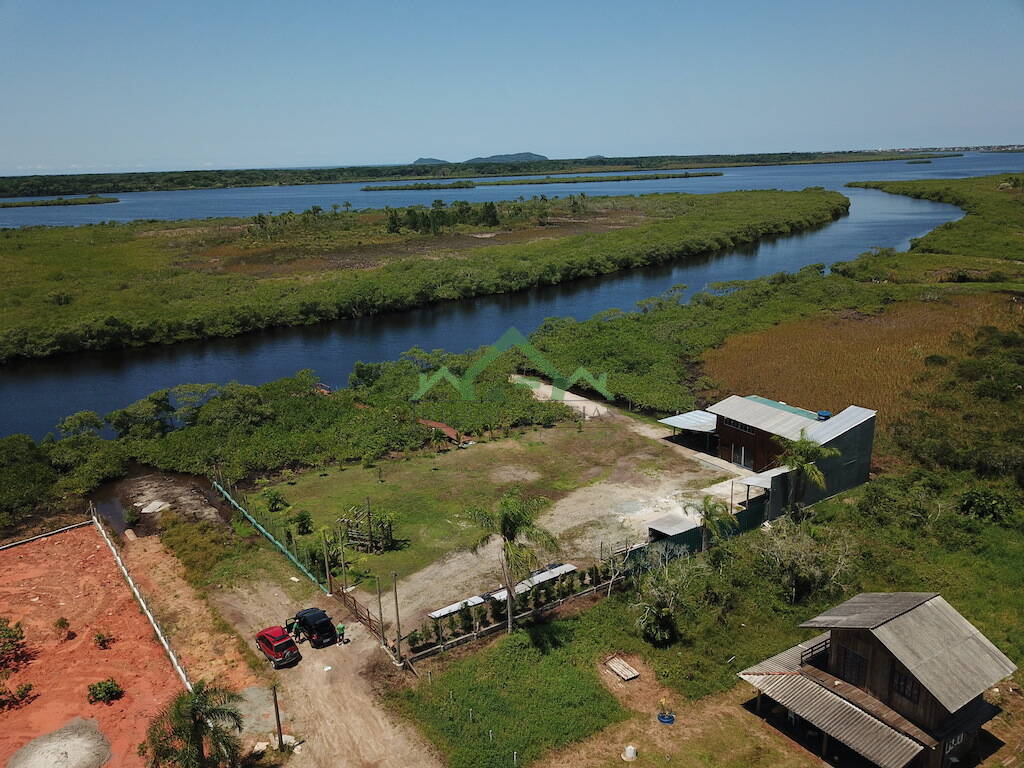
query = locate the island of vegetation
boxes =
[0,151,961,197]
[361,171,723,191]
[0,188,849,363]
[1,173,1022,768]
[0,195,118,208]
[906,159,932,164]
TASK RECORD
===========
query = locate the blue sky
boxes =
[1,0,1022,174]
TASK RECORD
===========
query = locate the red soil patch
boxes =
[0,526,183,766]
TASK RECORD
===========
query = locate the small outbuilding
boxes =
[739,592,1017,768]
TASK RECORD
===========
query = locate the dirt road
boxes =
[211,581,441,768]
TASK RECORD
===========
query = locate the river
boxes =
[1,152,1022,439]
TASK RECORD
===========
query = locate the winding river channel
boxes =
[2,152,1022,439]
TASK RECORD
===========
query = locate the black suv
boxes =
[293,607,338,648]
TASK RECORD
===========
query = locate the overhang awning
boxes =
[736,466,792,489]
[428,595,485,620]
[658,410,717,433]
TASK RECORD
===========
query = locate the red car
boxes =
[256,626,302,668]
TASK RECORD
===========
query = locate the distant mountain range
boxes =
[412,152,550,166]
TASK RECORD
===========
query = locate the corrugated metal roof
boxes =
[873,596,1018,713]
[739,673,923,768]
[800,593,938,630]
[428,595,485,620]
[647,513,699,537]
[737,465,792,488]
[706,395,817,440]
[658,410,717,432]
[745,395,819,419]
[487,563,577,602]
[805,405,876,444]
[740,632,831,675]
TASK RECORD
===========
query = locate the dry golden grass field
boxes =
[702,292,1022,433]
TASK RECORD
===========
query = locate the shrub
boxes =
[93,632,114,649]
[289,510,313,535]
[88,678,124,704]
[958,489,1018,524]
[53,617,70,641]
[0,618,26,670]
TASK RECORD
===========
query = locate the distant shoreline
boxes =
[0,195,118,208]
[361,171,724,191]
[0,152,963,198]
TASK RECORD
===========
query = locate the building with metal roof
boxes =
[740,593,1016,768]
[660,394,876,518]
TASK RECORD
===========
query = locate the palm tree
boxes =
[469,488,557,634]
[773,430,841,516]
[144,680,244,768]
[685,495,737,551]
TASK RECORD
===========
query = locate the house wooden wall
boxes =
[715,420,781,471]
[828,629,950,732]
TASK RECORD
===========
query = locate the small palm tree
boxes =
[469,488,557,634]
[773,430,841,516]
[144,680,243,768]
[685,495,737,551]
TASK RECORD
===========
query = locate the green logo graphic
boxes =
[411,327,610,402]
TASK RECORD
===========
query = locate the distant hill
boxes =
[584,155,606,160]
[464,152,548,164]
[413,157,450,165]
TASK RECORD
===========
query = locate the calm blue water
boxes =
[0,152,1021,439]
[1,152,1020,228]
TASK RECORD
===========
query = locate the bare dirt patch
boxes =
[7,717,111,768]
[489,465,542,483]
[209,580,441,768]
[121,535,260,690]
[0,526,183,767]
[120,472,224,526]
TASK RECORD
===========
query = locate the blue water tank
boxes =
[817,410,832,421]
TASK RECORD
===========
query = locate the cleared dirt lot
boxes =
[210,580,441,768]
[0,525,183,768]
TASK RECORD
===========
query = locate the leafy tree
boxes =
[479,201,500,226]
[58,410,104,437]
[384,207,402,234]
[631,552,709,645]
[755,518,851,604]
[0,435,56,528]
[773,430,840,516]
[685,495,737,551]
[106,390,174,439]
[469,488,557,633]
[143,680,243,768]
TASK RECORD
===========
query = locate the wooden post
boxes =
[756,691,763,714]
[729,481,734,511]
[272,685,284,751]
[820,732,829,756]
[376,575,385,635]
[339,539,349,592]
[392,571,403,662]
[322,534,333,594]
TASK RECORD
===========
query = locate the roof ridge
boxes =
[869,593,940,629]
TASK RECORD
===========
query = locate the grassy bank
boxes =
[0,195,118,209]
[362,171,722,191]
[0,188,848,362]
[0,152,959,197]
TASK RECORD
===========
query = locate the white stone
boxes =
[252,742,269,756]
[622,744,638,762]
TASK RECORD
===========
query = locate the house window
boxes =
[891,667,921,704]
[723,418,753,434]
[839,646,867,687]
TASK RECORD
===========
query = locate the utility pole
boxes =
[322,533,333,594]
[272,685,284,751]
[392,571,403,663]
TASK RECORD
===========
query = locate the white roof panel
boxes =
[706,395,817,440]
[658,410,717,433]
[647,513,699,537]
[806,405,876,444]
[428,595,485,620]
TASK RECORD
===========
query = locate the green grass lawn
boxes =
[249,420,677,582]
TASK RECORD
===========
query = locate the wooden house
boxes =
[739,593,1017,768]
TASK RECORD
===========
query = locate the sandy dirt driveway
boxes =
[210,580,441,768]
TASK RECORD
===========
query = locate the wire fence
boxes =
[90,510,192,691]
[211,479,328,594]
